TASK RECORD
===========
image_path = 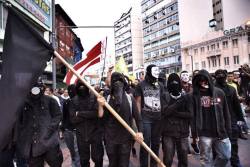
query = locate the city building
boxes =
[182,26,250,73]
[179,0,250,73]
[114,7,144,77]
[141,0,181,74]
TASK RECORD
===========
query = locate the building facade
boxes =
[141,0,181,74]
[114,7,143,77]
[182,26,250,73]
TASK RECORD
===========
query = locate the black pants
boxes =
[162,136,189,167]
[29,145,63,167]
[230,124,242,167]
[140,121,161,167]
[0,148,14,167]
[106,142,131,167]
[77,139,104,167]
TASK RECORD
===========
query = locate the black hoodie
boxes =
[192,70,231,139]
[161,73,193,138]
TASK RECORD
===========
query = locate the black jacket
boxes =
[192,70,232,139]
[161,93,193,138]
[69,93,102,142]
[215,82,245,124]
[61,98,75,131]
[103,92,143,144]
[17,95,62,159]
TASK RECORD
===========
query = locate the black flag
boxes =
[0,7,53,149]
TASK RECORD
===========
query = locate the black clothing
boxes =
[17,95,62,159]
[28,145,63,167]
[199,90,218,137]
[192,70,231,139]
[162,136,189,167]
[104,93,143,144]
[69,93,102,141]
[161,93,193,138]
[134,80,162,121]
[105,143,131,167]
[69,93,104,167]
[215,82,245,124]
[61,98,75,131]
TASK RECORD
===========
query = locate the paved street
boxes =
[60,113,250,167]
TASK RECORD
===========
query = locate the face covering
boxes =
[30,86,41,100]
[111,81,124,105]
[168,81,181,96]
[77,85,89,97]
[180,72,190,83]
[215,73,226,85]
[151,67,160,79]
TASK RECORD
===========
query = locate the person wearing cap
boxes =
[134,64,163,167]
[215,69,246,167]
[16,82,63,167]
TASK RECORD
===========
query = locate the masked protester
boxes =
[16,82,63,167]
[98,72,143,167]
[215,69,245,167]
[192,69,232,167]
[161,73,193,167]
[180,71,192,94]
[134,64,162,167]
[69,80,104,167]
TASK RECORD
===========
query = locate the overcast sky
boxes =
[56,0,139,58]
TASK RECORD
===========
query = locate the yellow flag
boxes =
[114,56,134,81]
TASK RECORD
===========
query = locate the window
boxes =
[217,43,220,49]
[200,47,205,53]
[232,39,238,47]
[211,44,216,50]
[194,49,198,55]
[202,61,206,68]
[211,57,217,67]
[195,63,199,70]
[223,41,228,49]
[207,45,210,51]
[233,55,239,64]
[224,57,229,65]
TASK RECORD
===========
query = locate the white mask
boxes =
[151,67,160,79]
[31,87,40,95]
[180,72,190,83]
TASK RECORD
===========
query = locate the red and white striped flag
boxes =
[64,40,106,85]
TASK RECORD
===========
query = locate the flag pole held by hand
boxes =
[53,51,165,167]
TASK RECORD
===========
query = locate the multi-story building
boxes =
[182,27,250,73]
[141,0,181,74]
[180,0,250,73]
[114,7,143,77]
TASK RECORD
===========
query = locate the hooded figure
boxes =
[17,81,63,166]
[161,73,193,167]
[192,69,232,167]
[110,72,126,107]
[99,72,143,167]
[69,81,104,167]
[215,69,245,167]
[167,73,182,98]
[134,64,162,167]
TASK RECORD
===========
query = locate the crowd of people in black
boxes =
[1,64,250,167]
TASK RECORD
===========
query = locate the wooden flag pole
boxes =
[54,51,165,167]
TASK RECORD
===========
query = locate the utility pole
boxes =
[52,0,56,90]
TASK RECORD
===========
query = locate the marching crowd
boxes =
[1,64,250,167]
